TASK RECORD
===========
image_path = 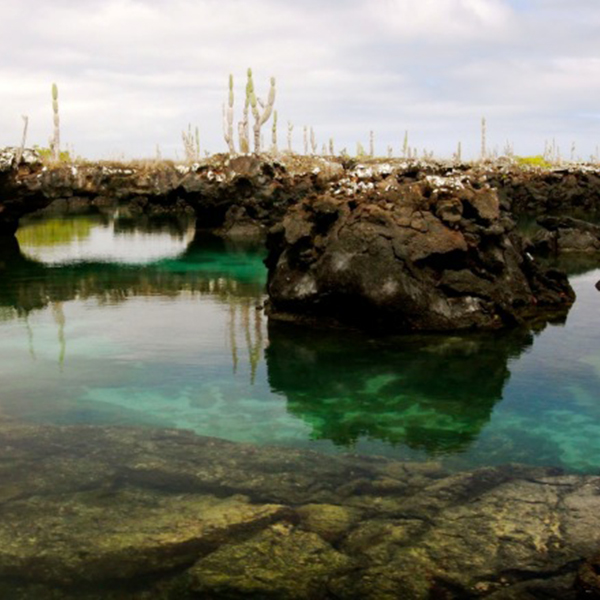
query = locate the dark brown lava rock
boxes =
[265,169,575,332]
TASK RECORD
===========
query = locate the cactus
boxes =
[455,141,462,163]
[15,115,29,166]
[481,117,487,161]
[223,74,235,154]
[402,131,409,158]
[246,68,276,153]
[287,121,293,153]
[329,138,334,155]
[51,83,60,161]
[238,73,251,153]
[271,110,278,154]
[369,130,374,158]
[238,116,249,154]
[303,126,308,155]
[310,127,317,154]
[182,124,200,162]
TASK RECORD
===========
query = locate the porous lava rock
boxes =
[532,216,600,254]
[266,169,575,332]
[488,166,600,215]
[0,147,345,237]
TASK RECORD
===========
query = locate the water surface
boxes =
[1,213,600,473]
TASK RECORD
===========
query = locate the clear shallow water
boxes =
[1,214,600,473]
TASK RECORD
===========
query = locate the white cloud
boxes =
[0,0,597,160]
[369,0,515,42]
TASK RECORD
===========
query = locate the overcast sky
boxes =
[1,0,598,161]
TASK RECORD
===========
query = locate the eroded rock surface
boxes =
[533,216,600,254]
[0,149,344,237]
[266,169,575,331]
[488,167,600,215]
[0,420,598,599]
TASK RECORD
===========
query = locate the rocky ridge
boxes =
[3,149,600,332]
[265,165,575,332]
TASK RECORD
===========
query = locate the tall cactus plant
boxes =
[238,101,250,154]
[481,117,487,161]
[246,68,276,153]
[223,74,235,154]
[51,83,60,161]
[15,115,29,166]
[287,121,293,153]
[271,110,278,154]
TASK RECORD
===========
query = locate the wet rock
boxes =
[296,503,363,543]
[332,471,600,599]
[266,171,575,332]
[0,422,598,598]
[576,552,600,598]
[0,489,288,584]
[189,523,354,599]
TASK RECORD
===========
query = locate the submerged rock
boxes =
[266,170,575,332]
[189,523,354,599]
[577,552,600,598]
[0,490,287,584]
[0,421,598,598]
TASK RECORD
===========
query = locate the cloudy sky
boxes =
[1,0,598,161]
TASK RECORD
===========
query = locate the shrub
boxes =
[514,155,552,168]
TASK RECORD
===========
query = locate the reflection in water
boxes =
[1,229,266,315]
[51,302,66,369]
[267,323,534,454]
[16,217,95,247]
[229,302,264,384]
[1,215,600,472]
[16,213,196,265]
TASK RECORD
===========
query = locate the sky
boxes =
[1,0,598,161]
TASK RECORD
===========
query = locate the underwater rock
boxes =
[296,503,363,543]
[0,421,598,598]
[577,552,600,598]
[189,523,354,599]
[265,170,575,332]
[0,489,287,584]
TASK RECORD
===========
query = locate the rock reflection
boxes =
[0,230,266,315]
[16,213,196,265]
[266,322,536,455]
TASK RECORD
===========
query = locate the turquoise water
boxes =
[1,214,600,473]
